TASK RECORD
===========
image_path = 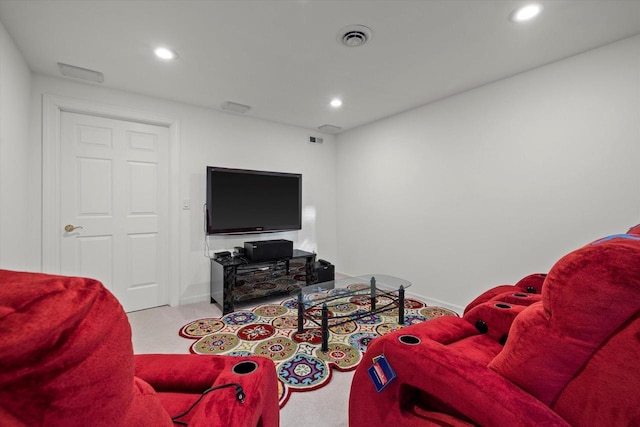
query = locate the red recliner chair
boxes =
[465,224,640,315]
[349,233,640,426]
[0,270,280,427]
[463,273,545,314]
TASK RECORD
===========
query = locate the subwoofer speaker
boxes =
[244,239,293,261]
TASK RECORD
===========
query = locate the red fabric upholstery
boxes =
[0,270,279,427]
[349,234,640,426]
[628,223,640,235]
[464,273,545,314]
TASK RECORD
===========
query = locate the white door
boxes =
[59,111,169,312]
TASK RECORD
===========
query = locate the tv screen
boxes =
[206,167,302,235]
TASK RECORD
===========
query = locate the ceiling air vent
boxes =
[58,63,104,83]
[338,25,372,47]
[318,124,342,134]
[221,101,252,114]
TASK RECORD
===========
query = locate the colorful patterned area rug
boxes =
[180,286,459,408]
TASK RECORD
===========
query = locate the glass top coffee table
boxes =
[292,274,411,351]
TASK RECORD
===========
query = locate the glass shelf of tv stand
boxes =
[291,274,411,351]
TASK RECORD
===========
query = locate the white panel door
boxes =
[59,111,169,312]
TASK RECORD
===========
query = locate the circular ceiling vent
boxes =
[338,25,372,47]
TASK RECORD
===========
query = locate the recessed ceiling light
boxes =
[154,47,177,60]
[330,98,343,108]
[510,3,542,23]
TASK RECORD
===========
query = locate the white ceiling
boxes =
[1,0,639,133]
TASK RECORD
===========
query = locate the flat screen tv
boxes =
[206,166,302,235]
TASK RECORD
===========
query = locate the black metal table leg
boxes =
[370,276,377,311]
[398,285,405,325]
[321,303,329,352]
[297,292,304,333]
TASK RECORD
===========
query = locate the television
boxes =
[205,166,302,235]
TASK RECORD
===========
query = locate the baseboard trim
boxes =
[179,293,210,306]
[405,289,464,315]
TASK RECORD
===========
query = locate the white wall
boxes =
[6,22,639,311]
[336,35,640,311]
[28,75,337,304]
[0,20,31,270]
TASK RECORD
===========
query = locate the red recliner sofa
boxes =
[463,273,545,314]
[349,233,640,426]
[0,270,280,427]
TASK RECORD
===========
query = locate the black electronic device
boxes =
[233,246,245,256]
[214,251,231,261]
[205,166,302,235]
[316,259,335,283]
[244,239,293,262]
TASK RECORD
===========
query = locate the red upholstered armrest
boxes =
[134,354,279,427]
[464,273,546,314]
[350,334,569,427]
[135,354,239,393]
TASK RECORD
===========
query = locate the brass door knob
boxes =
[64,224,83,232]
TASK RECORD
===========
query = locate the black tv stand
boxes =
[210,249,317,314]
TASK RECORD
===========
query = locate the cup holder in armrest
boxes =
[494,303,512,309]
[398,335,421,345]
[232,360,258,375]
[475,319,488,334]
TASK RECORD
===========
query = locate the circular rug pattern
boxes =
[254,304,288,317]
[317,343,361,369]
[237,324,276,341]
[348,332,379,352]
[385,298,426,315]
[353,311,382,325]
[349,295,373,306]
[278,354,329,389]
[223,311,257,325]
[331,302,358,313]
[283,299,299,310]
[180,318,225,337]
[403,298,427,309]
[405,314,432,325]
[272,314,299,329]
[181,292,459,409]
[347,283,370,292]
[292,328,323,345]
[375,322,404,336]
[328,319,357,335]
[420,306,459,318]
[304,292,331,302]
[306,308,334,319]
[255,337,297,361]
[192,333,239,353]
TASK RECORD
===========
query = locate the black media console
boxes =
[210,249,317,314]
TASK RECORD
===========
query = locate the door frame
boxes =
[42,94,181,307]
